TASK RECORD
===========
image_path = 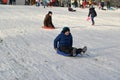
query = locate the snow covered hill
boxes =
[0,5,120,80]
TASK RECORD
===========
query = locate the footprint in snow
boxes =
[0,37,3,43]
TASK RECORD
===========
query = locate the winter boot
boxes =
[82,46,87,54]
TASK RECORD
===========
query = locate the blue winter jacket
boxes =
[54,32,73,49]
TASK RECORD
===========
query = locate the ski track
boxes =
[0,5,120,80]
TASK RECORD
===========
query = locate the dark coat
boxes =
[54,32,73,49]
[101,2,104,7]
[88,7,97,17]
[44,14,54,28]
[68,7,76,12]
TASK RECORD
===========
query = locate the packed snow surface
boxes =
[0,5,120,80]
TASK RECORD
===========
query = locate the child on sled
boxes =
[54,27,87,56]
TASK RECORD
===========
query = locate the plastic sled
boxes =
[42,26,55,29]
[86,17,91,21]
[2,0,8,4]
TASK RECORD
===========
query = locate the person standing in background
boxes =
[88,6,97,25]
[106,0,110,9]
[36,0,40,7]
[101,0,105,10]
[9,0,12,5]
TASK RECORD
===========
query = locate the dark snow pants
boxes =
[59,46,83,55]
[91,17,95,25]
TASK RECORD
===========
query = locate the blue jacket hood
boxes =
[54,32,73,49]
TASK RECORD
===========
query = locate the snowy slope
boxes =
[0,5,120,80]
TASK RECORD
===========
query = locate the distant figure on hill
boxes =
[43,0,49,8]
[106,0,110,9]
[68,4,76,12]
[88,6,97,25]
[43,11,55,29]
[36,0,40,7]
[101,0,106,10]
[68,7,76,12]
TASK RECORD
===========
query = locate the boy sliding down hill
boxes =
[54,27,87,56]
[43,11,55,29]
